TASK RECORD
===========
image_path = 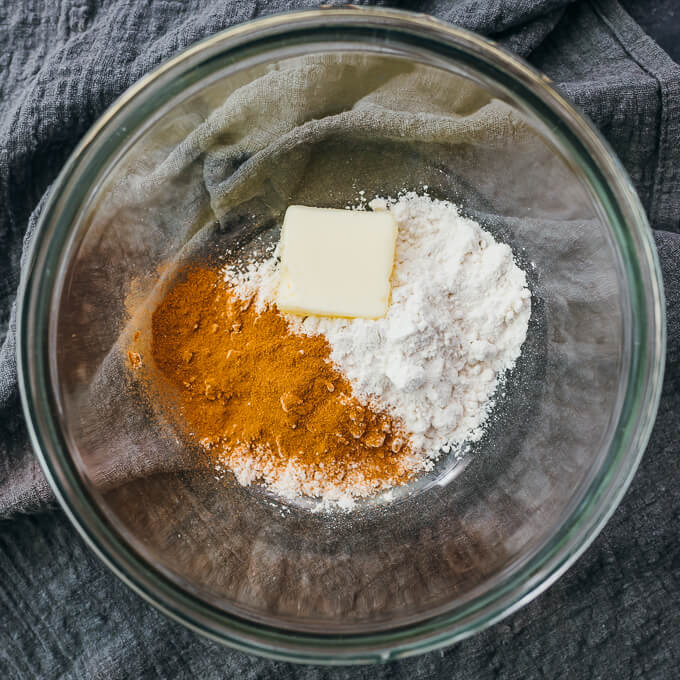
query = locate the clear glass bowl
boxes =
[17,7,665,664]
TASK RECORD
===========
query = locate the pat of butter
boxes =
[276,205,397,319]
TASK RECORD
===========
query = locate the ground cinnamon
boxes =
[146,266,413,501]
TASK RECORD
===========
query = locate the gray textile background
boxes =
[1,0,679,678]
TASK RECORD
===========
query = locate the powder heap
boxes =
[132,193,531,510]
[229,193,531,463]
[149,268,416,507]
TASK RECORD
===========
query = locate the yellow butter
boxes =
[276,205,397,319]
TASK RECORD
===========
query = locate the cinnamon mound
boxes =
[149,267,414,500]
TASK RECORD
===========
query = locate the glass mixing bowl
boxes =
[17,7,665,664]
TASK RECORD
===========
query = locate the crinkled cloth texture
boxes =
[1,0,679,678]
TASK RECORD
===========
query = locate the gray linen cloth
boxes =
[1,0,679,678]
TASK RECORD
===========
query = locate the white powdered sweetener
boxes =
[228,193,531,469]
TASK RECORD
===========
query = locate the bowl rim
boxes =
[17,6,666,665]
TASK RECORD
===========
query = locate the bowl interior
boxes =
[48,41,627,634]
